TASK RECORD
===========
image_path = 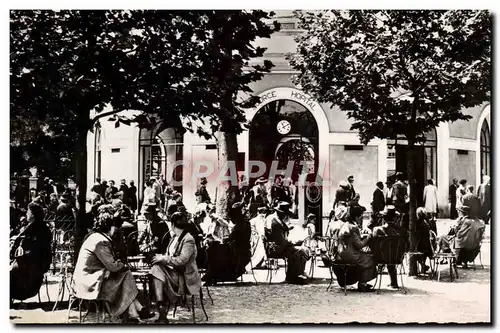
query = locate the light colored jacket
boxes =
[164,232,201,295]
[454,216,485,250]
[73,232,125,300]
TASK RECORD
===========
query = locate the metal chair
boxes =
[323,236,354,295]
[375,236,408,294]
[305,236,319,279]
[263,240,287,284]
[66,276,113,323]
[429,230,459,282]
[472,228,485,270]
[168,287,209,324]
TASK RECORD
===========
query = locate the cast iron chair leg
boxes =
[326,265,334,291]
[453,260,459,279]
[377,265,383,294]
[173,301,178,318]
[67,296,75,323]
[52,276,65,312]
[398,265,407,294]
[45,275,51,303]
[78,299,83,323]
[199,288,209,321]
[436,260,441,282]
[343,267,348,296]
[191,295,196,324]
[479,250,484,269]
[249,259,258,284]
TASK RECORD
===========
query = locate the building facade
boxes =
[86,11,491,234]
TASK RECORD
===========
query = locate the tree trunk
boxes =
[73,125,88,264]
[215,130,240,221]
[406,142,419,276]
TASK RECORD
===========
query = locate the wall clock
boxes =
[276,119,291,135]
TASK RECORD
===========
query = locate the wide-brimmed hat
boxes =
[379,205,400,218]
[457,205,471,214]
[255,177,267,184]
[274,202,291,214]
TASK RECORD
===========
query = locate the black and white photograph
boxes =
[8,8,491,324]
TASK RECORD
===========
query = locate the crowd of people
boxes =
[9,171,490,321]
[321,172,490,292]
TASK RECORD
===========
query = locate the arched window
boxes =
[480,121,490,177]
[94,126,102,180]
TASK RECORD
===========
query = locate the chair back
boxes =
[126,231,139,257]
[160,231,171,254]
[377,236,407,265]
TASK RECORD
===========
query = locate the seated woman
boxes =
[203,202,252,285]
[10,202,52,301]
[247,206,268,270]
[187,208,208,269]
[415,207,436,273]
[73,210,153,323]
[150,212,202,323]
[331,206,377,292]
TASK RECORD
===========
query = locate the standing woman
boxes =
[10,202,53,301]
[73,207,153,323]
[423,179,439,219]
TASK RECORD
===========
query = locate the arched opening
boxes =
[480,120,490,178]
[139,124,184,201]
[249,99,321,227]
[387,129,437,207]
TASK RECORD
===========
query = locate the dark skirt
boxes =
[10,256,45,301]
[333,253,377,286]
[455,248,480,265]
[206,243,250,281]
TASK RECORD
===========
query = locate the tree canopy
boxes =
[288,10,491,144]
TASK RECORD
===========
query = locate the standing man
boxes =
[462,185,481,219]
[150,176,162,208]
[118,179,130,207]
[129,180,138,215]
[195,177,211,204]
[384,179,394,206]
[449,178,459,219]
[105,180,118,203]
[392,172,408,214]
[456,179,468,210]
[347,175,356,202]
[477,175,491,224]
[369,181,385,229]
[249,177,269,217]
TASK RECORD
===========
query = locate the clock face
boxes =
[276,120,291,135]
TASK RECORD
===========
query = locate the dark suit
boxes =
[266,213,308,280]
[449,184,458,219]
[372,223,406,287]
[372,188,385,213]
[477,183,491,223]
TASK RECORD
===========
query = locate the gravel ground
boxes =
[10,221,491,324]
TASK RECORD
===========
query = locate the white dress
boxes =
[423,184,438,213]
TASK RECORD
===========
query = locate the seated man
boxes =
[332,206,376,292]
[372,205,406,290]
[265,202,310,285]
[452,205,485,268]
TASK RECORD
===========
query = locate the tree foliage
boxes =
[288,10,491,144]
[10,10,279,221]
